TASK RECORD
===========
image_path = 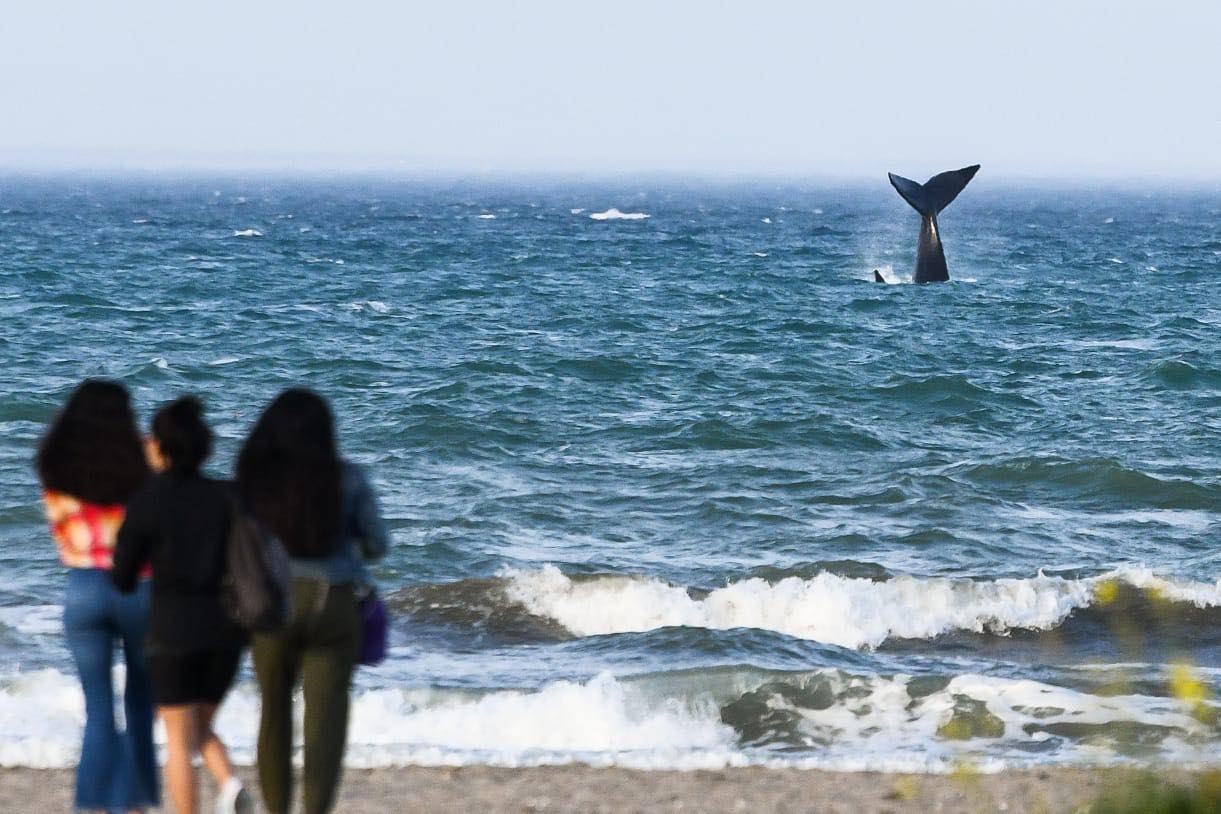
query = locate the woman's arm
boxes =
[351,469,390,562]
[111,495,153,593]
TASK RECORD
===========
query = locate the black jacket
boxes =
[113,471,245,653]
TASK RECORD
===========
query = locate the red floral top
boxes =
[44,490,144,573]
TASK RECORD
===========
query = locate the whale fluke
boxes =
[888,165,979,283]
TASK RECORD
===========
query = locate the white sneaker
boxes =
[217,777,255,814]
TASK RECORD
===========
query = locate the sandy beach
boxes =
[0,765,1207,813]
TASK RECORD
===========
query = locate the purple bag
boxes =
[358,593,387,666]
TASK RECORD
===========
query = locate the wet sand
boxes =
[0,765,1207,813]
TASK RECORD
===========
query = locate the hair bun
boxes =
[171,395,204,419]
[153,395,212,472]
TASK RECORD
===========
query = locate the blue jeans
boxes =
[63,568,159,812]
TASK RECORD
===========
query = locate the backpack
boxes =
[223,494,292,633]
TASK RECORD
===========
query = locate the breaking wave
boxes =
[499,565,1220,650]
[391,566,1221,651]
[2,666,1215,770]
[589,208,650,221]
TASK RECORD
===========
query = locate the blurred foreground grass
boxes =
[1084,770,1221,814]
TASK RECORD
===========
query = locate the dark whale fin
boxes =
[873,269,886,283]
[888,165,979,216]
[888,165,980,283]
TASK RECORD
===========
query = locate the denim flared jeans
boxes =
[63,568,159,812]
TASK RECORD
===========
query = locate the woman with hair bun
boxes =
[112,396,251,814]
[35,379,158,814]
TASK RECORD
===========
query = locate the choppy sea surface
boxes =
[0,176,1218,771]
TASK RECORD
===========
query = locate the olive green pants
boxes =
[252,579,360,814]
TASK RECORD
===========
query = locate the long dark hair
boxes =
[35,379,150,505]
[152,396,212,474]
[236,388,342,558]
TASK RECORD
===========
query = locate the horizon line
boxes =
[1,163,1218,189]
[2,147,1220,186]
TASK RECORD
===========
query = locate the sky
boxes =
[0,1,1218,179]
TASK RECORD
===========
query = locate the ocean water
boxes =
[0,176,1219,771]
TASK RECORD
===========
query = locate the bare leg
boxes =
[160,705,200,814]
[197,703,236,788]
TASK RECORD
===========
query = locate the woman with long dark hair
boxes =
[236,388,389,814]
[112,396,251,814]
[34,379,158,813]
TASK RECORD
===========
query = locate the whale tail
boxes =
[888,165,980,283]
[888,165,980,217]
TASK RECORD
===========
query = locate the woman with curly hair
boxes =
[236,388,389,814]
[35,379,157,813]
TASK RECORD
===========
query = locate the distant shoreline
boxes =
[2,765,1212,813]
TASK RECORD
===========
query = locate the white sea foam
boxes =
[477,214,496,220]
[0,670,734,770]
[589,209,650,221]
[2,667,1213,771]
[761,217,772,224]
[0,667,258,769]
[502,565,1221,649]
[870,265,903,284]
[1111,565,1221,606]
[1069,337,1158,351]
[570,208,584,215]
[0,669,84,768]
[346,672,735,768]
[730,670,1214,771]
[232,228,263,237]
[0,605,61,636]
[346,300,389,314]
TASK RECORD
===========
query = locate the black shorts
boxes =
[148,647,242,706]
